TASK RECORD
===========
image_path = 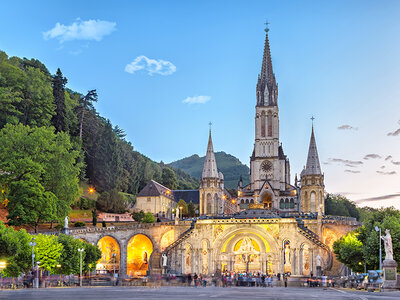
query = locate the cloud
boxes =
[182,96,211,104]
[385,155,393,161]
[355,193,400,203]
[43,19,116,43]
[338,125,358,130]
[376,170,397,175]
[388,128,400,136]
[328,158,363,166]
[125,56,176,76]
[391,160,400,165]
[380,166,386,169]
[363,154,381,160]
[344,170,360,173]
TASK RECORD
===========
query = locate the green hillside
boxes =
[168,151,250,189]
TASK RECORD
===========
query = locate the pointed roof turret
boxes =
[202,127,219,179]
[303,121,322,176]
[256,22,278,107]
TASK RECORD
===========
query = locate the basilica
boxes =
[71,26,359,280]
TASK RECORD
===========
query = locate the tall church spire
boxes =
[256,23,278,107]
[303,122,322,175]
[202,127,219,179]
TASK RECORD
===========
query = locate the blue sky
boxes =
[1,0,400,208]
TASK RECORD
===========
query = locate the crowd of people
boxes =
[179,272,291,288]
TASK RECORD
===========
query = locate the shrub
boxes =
[74,221,86,227]
[102,221,106,227]
[96,189,127,213]
[142,212,155,223]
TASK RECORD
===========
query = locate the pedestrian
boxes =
[284,274,288,288]
[194,273,198,287]
[277,273,281,281]
[188,274,192,286]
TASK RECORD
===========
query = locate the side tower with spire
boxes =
[199,128,225,216]
[300,121,325,214]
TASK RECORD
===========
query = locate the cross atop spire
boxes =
[264,20,270,32]
[209,121,212,131]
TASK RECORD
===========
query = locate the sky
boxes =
[1,0,400,208]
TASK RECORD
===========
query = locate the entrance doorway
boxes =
[262,193,272,209]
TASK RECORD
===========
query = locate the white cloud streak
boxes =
[125,56,176,76]
[182,96,211,104]
[43,19,116,43]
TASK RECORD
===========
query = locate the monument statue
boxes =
[162,253,168,267]
[64,216,69,229]
[176,207,180,219]
[381,229,394,261]
[316,254,322,267]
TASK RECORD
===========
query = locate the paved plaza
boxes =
[1,286,400,300]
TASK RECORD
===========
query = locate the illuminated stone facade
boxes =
[68,26,360,279]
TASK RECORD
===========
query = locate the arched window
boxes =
[250,199,254,204]
[267,112,273,137]
[289,199,294,209]
[246,199,249,204]
[261,112,266,137]
[241,199,244,204]
[279,199,284,209]
[285,198,289,209]
[310,191,316,212]
[206,193,212,214]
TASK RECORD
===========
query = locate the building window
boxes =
[285,198,289,209]
[147,197,151,202]
[289,199,294,209]
[267,112,272,137]
[279,199,284,209]
[261,113,266,137]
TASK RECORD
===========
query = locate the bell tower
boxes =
[250,24,288,197]
[300,120,325,214]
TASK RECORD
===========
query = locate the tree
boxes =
[142,212,155,223]
[92,120,122,192]
[82,241,101,273]
[161,167,177,190]
[0,124,81,227]
[79,89,98,139]
[0,222,31,278]
[35,234,63,273]
[132,211,145,222]
[92,208,98,226]
[7,177,57,232]
[188,201,196,217]
[96,189,126,213]
[325,194,359,220]
[177,199,188,217]
[333,231,364,272]
[56,234,83,275]
[333,207,400,271]
[51,68,68,132]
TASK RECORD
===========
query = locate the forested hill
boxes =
[0,50,198,199]
[168,151,250,189]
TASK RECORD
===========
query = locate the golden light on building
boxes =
[231,199,235,204]
[0,261,7,270]
[222,195,227,200]
[96,236,120,273]
[127,234,153,277]
[166,190,171,195]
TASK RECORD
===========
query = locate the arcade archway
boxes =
[97,236,120,274]
[262,193,272,209]
[127,234,153,277]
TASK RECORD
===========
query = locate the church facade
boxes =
[71,26,359,279]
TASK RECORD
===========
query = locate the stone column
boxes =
[119,239,128,279]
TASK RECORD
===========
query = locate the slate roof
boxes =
[302,125,322,176]
[137,180,175,200]
[173,190,200,205]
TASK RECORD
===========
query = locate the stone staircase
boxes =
[163,219,196,254]
[296,218,332,270]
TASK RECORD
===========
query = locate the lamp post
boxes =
[56,264,62,286]
[29,238,36,271]
[375,226,382,270]
[35,261,40,289]
[179,206,183,219]
[78,248,85,287]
